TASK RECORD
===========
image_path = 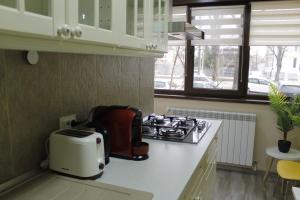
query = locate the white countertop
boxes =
[97,120,222,200]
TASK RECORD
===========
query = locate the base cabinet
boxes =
[179,136,218,200]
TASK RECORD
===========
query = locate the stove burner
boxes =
[155,116,164,124]
[142,126,154,136]
[148,115,166,124]
[142,115,210,144]
[160,128,185,138]
[179,119,187,126]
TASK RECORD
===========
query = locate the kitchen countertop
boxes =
[97,120,222,200]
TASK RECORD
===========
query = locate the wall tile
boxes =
[95,55,122,106]
[139,58,154,115]
[60,53,97,120]
[0,50,154,184]
[5,50,42,177]
[0,50,13,182]
[119,56,140,108]
[36,52,61,159]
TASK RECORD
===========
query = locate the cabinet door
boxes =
[158,0,168,52]
[65,0,117,45]
[116,0,147,50]
[148,0,168,52]
[0,0,55,36]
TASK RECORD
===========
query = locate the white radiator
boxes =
[168,107,256,167]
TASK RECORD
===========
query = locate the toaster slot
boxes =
[56,129,93,138]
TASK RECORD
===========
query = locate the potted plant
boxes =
[268,85,300,153]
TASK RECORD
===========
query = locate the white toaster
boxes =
[49,129,105,179]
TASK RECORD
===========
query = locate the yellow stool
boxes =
[277,160,300,199]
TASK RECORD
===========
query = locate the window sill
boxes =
[154,94,270,105]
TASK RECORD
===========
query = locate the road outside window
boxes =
[154,45,185,90]
[249,46,300,96]
[193,46,239,90]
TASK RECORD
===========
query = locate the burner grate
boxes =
[142,115,210,144]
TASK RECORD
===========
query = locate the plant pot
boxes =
[278,140,291,153]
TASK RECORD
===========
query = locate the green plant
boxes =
[290,95,300,127]
[268,85,300,140]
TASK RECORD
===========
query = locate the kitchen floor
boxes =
[214,169,295,200]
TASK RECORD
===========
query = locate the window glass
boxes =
[153,0,160,40]
[25,0,51,16]
[249,2,300,97]
[79,0,94,26]
[137,0,144,38]
[193,46,239,90]
[154,45,186,90]
[248,46,300,96]
[99,0,112,30]
[0,0,17,8]
[126,0,135,36]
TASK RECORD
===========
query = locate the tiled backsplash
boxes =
[0,50,154,184]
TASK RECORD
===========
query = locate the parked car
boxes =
[193,75,217,89]
[154,80,170,90]
[278,82,300,97]
[248,76,276,94]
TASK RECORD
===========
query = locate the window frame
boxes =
[156,1,300,103]
[155,2,262,100]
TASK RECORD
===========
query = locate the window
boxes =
[191,6,244,93]
[154,6,187,91]
[249,1,300,97]
[193,46,240,90]
[154,42,186,90]
[156,1,300,101]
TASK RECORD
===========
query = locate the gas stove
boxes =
[142,114,211,144]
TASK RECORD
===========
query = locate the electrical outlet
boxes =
[59,114,76,129]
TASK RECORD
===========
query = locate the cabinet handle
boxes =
[70,26,82,38]
[74,26,82,38]
[147,44,153,50]
[57,25,71,37]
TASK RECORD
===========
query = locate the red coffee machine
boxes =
[90,105,149,160]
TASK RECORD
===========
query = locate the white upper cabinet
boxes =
[159,0,168,51]
[147,0,169,52]
[0,0,169,54]
[0,0,55,36]
[115,0,148,50]
[63,0,117,45]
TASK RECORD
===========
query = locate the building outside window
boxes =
[249,1,300,97]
